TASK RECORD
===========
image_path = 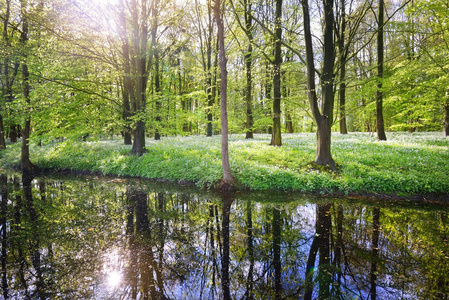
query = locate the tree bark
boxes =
[270,0,283,146]
[302,0,336,169]
[214,0,234,187]
[376,0,387,141]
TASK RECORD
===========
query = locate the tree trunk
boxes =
[376,0,387,141]
[302,0,336,170]
[130,0,159,155]
[265,62,272,135]
[443,99,449,137]
[118,0,132,145]
[270,0,282,146]
[206,1,214,137]
[2,0,19,146]
[154,51,161,140]
[316,117,334,167]
[244,0,254,139]
[339,61,347,134]
[245,45,254,139]
[286,112,293,133]
[214,0,234,187]
[338,0,348,134]
[0,115,5,149]
[20,0,34,174]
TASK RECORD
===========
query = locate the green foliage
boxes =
[1,132,448,197]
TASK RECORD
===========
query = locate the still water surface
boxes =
[0,172,447,299]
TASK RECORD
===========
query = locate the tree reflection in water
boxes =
[0,173,447,299]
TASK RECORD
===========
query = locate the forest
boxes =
[0,0,448,194]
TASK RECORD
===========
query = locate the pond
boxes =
[0,171,447,299]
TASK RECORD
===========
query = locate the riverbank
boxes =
[1,132,448,200]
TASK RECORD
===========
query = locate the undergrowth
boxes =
[1,132,448,197]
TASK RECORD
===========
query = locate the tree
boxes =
[270,0,282,146]
[213,0,234,188]
[243,0,254,139]
[118,0,133,145]
[19,0,34,174]
[302,0,337,169]
[376,0,387,141]
[0,0,20,149]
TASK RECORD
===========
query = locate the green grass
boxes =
[1,132,448,197]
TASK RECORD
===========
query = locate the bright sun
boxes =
[107,270,123,287]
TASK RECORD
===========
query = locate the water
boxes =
[0,172,447,299]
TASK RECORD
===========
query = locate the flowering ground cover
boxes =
[1,132,448,198]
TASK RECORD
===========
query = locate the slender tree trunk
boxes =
[118,0,132,145]
[1,0,17,148]
[265,62,272,135]
[245,45,254,139]
[206,1,214,137]
[0,116,5,149]
[443,98,449,137]
[338,0,348,134]
[244,0,254,139]
[376,0,387,141]
[154,51,161,140]
[271,0,282,146]
[214,0,234,187]
[302,0,336,169]
[339,79,348,134]
[20,0,34,174]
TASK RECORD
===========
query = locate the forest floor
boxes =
[1,132,448,201]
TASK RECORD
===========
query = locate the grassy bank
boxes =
[1,132,448,198]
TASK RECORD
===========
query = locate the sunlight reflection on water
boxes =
[107,270,122,287]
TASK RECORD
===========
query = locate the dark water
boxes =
[0,172,447,300]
